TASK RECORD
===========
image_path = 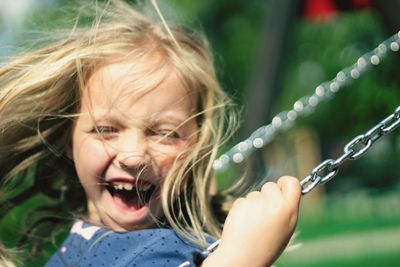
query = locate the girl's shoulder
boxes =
[45,220,208,267]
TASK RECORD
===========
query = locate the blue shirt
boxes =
[45,221,211,267]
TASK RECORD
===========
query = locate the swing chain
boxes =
[300,106,400,195]
[183,107,400,267]
[213,31,400,173]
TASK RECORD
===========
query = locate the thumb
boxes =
[277,176,301,207]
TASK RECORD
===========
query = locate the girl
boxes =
[0,0,301,266]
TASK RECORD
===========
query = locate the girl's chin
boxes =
[106,208,156,231]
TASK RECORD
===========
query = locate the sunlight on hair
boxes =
[150,0,181,49]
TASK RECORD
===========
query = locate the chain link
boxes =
[213,31,400,172]
[300,106,400,195]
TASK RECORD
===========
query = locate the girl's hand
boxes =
[204,176,301,267]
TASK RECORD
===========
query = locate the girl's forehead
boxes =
[87,56,168,95]
[81,58,198,117]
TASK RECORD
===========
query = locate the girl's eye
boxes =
[147,129,181,140]
[160,130,180,139]
[92,126,119,135]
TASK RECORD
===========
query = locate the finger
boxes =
[261,182,280,194]
[260,181,281,198]
[246,191,261,199]
[277,176,301,207]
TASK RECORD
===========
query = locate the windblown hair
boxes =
[0,0,238,260]
[0,244,18,267]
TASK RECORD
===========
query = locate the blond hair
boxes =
[0,0,238,258]
[0,243,20,267]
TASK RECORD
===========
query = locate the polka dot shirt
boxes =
[45,221,212,267]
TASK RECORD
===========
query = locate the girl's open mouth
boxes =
[105,180,156,210]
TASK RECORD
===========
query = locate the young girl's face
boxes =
[71,58,198,231]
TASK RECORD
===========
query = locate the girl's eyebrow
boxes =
[90,110,192,128]
[151,116,182,125]
[89,110,129,125]
[90,110,114,121]
[149,113,193,126]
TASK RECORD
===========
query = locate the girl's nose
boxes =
[115,131,149,169]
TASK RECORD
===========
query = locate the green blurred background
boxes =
[1,0,400,266]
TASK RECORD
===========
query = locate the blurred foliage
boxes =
[169,0,267,99]
[277,9,400,193]
[279,9,400,137]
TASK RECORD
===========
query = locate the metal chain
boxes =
[180,106,400,267]
[213,30,400,172]
[300,105,400,195]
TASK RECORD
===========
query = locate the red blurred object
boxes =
[353,0,373,9]
[303,0,373,22]
[304,0,338,21]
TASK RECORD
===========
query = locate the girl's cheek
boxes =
[157,156,176,177]
[153,141,190,177]
[75,139,112,172]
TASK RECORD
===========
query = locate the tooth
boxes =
[117,184,124,190]
[113,185,119,190]
[124,184,133,191]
